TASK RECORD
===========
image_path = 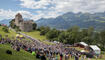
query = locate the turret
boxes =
[15,13,23,26]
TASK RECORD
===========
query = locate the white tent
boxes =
[90,45,101,55]
[79,42,88,46]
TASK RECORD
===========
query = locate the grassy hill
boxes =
[0,26,37,60]
[0,26,39,60]
[0,26,16,38]
[23,31,54,45]
[0,44,39,60]
[23,31,47,40]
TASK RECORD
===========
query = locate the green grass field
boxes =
[0,44,39,60]
[23,31,54,45]
[23,31,47,40]
[0,26,16,38]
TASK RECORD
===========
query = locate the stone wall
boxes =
[20,22,33,32]
[14,13,34,32]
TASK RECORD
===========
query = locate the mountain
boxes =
[36,12,105,30]
[1,12,105,30]
[0,19,11,26]
[0,18,31,26]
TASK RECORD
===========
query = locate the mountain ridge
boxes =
[1,12,105,30]
[36,12,105,30]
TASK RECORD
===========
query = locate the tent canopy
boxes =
[16,34,19,37]
[90,45,100,51]
[16,34,24,38]
[19,35,24,38]
[90,45,101,55]
[79,42,88,46]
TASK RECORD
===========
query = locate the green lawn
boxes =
[23,31,54,45]
[0,26,16,38]
[0,44,39,60]
[23,31,46,40]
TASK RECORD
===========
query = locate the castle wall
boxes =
[14,13,34,32]
[19,22,24,31]
[15,14,23,26]
[23,23,33,32]
[19,22,33,32]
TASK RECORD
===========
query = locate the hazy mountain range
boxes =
[1,12,105,30]
[0,19,11,26]
[36,12,105,30]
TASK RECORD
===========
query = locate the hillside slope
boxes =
[0,26,16,38]
[0,44,39,60]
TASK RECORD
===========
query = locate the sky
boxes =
[0,0,105,21]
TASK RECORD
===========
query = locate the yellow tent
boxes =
[16,34,19,37]
[19,35,24,38]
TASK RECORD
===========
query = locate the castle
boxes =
[14,13,34,32]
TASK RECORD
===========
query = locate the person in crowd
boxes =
[88,58,91,60]
[48,52,52,60]
[60,53,63,60]
[55,53,58,60]
[81,55,84,60]
[16,45,20,51]
[6,50,12,55]
[36,51,40,59]
[27,46,31,53]
[65,53,69,60]
[74,53,79,60]
[32,51,36,56]
[52,53,56,60]
[40,53,46,60]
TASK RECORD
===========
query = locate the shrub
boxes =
[2,26,9,33]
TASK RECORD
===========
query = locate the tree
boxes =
[38,26,45,31]
[88,27,94,36]
[58,32,72,44]
[67,26,80,32]
[39,26,50,35]
[46,29,60,41]
[9,19,21,32]
[99,31,105,49]
[33,23,37,30]
[9,19,15,28]
[15,26,21,32]
[2,26,9,33]
[67,26,81,43]
[82,36,93,44]
[92,32,99,44]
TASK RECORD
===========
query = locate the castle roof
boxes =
[15,13,22,17]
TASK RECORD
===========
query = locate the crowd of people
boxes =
[0,34,98,60]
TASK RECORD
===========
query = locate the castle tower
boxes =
[13,13,35,32]
[15,13,23,26]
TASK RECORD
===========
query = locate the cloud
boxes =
[0,9,16,20]
[0,9,42,21]
[20,0,51,9]
[19,0,105,15]
[1,0,105,21]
